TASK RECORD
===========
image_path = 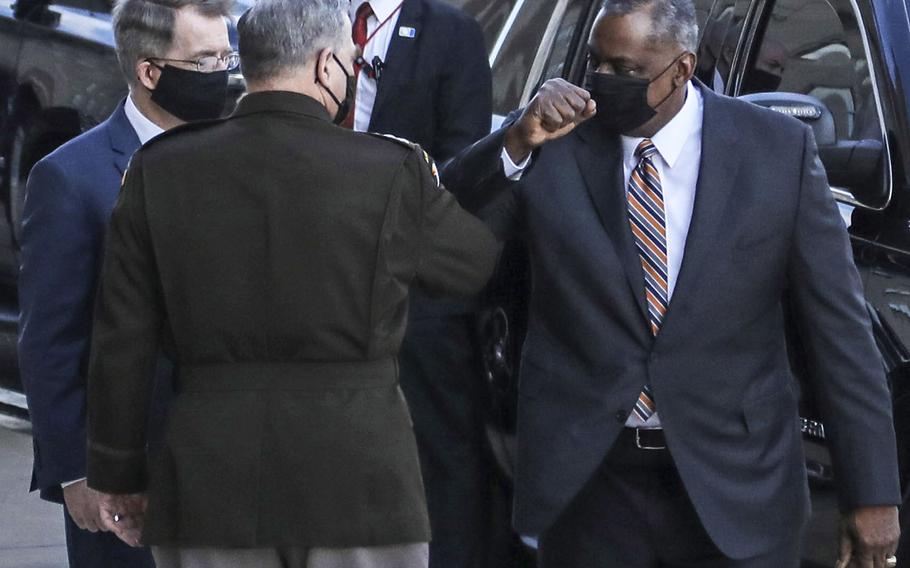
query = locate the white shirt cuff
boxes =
[501,148,532,181]
[61,477,86,489]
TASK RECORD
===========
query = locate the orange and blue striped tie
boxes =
[627,139,666,422]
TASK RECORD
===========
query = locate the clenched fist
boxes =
[505,78,597,164]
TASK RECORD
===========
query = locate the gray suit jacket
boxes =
[442,83,900,559]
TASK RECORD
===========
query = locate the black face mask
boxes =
[584,54,684,134]
[743,68,783,94]
[318,54,355,125]
[149,63,229,122]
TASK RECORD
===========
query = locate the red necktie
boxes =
[341,2,372,129]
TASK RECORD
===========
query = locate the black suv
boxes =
[0,0,246,288]
[463,0,910,566]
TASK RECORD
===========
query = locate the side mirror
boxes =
[739,92,886,209]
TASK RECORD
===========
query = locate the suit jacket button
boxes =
[615,410,627,423]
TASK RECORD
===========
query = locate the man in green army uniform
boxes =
[83,0,500,566]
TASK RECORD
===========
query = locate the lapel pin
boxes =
[398,26,417,38]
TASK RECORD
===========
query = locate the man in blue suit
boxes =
[444,0,901,566]
[17,0,233,565]
[342,2,493,567]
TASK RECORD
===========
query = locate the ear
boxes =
[676,52,698,86]
[314,47,334,85]
[136,60,160,91]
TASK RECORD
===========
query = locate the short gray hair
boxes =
[601,0,699,52]
[113,0,234,86]
[238,0,348,83]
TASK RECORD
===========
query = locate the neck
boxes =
[246,73,334,118]
[129,87,183,131]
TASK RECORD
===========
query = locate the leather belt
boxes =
[623,427,667,450]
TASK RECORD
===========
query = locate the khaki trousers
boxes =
[151,543,429,568]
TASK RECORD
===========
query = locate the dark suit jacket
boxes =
[369,0,492,318]
[367,0,492,164]
[443,83,901,559]
[18,102,172,503]
[85,91,499,547]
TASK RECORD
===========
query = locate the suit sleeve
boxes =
[397,147,500,297]
[431,14,492,161]
[86,152,163,494]
[440,110,526,240]
[17,158,98,493]
[787,125,900,510]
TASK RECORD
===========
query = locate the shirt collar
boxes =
[124,94,165,145]
[621,81,703,168]
[349,0,402,23]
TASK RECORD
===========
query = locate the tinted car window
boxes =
[445,0,519,52]
[743,0,879,141]
[696,0,751,92]
[539,0,590,84]
[741,0,886,208]
[490,1,559,116]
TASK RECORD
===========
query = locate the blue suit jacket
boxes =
[443,83,901,559]
[18,102,170,502]
[366,0,492,163]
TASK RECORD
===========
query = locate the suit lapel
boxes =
[369,0,422,129]
[660,85,741,333]
[106,101,141,176]
[574,121,650,323]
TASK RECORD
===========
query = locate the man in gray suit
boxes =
[443,0,900,566]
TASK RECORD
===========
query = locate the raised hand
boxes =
[504,78,596,163]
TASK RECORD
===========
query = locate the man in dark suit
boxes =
[83,1,499,566]
[17,0,234,565]
[443,0,901,566]
[342,2,493,566]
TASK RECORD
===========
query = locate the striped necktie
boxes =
[627,138,666,422]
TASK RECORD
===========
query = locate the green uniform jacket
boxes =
[85,91,500,548]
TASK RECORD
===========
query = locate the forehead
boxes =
[169,7,230,56]
[589,8,661,61]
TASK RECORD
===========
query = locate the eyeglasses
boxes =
[148,52,240,73]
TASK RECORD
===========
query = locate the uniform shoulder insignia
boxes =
[368,131,420,150]
[368,133,441,189]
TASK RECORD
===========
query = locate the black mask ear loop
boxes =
[315,54,348,109]
[649,53,688,110]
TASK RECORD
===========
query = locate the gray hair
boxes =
[601,0,699,52]
[113,0,234,86]
[238,0,348,83]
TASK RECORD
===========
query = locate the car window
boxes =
[743,0,878,140]
[695,0,751,93]
[490,1,560,117]
[741,0,887,208]
[445,0,519,53]
[538,0,591,85]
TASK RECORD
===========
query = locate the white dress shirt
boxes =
[125,94,165,145]
[501,81,705,428]
[349,0,404,132]
[61,94,163,490]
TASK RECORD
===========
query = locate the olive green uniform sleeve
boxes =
[86,152,164,494]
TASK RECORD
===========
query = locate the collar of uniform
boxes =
[621,81,703,168]
[232,91,331,122]
[350,0,402,24]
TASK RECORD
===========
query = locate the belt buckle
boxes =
[634,428,666,450]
